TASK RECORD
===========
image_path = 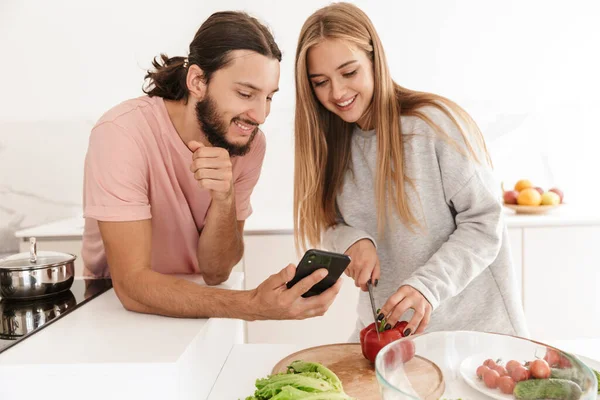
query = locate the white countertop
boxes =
[208,339,600,400]
[208,344,303,400]
[0,273,245,400]
[14,204,600,240]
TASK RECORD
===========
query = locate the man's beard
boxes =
[195,94,258,157]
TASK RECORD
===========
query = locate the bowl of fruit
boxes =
[503,179,564,214]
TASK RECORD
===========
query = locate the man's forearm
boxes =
[115,268,257,319]
[197,195,244,283]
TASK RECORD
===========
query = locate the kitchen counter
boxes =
[208,339,600,399]
[13,205,600,240]
[208,344,303,400]
[0,272,245,400]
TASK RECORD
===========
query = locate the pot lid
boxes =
[0,238,76,271]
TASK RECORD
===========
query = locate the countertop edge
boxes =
[14,206,600,239]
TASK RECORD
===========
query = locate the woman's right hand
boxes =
[344,239,380,291]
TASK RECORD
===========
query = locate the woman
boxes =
[293,2,528,340]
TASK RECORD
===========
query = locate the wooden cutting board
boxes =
[272,343,444,400]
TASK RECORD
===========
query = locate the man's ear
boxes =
[186,64,207,100]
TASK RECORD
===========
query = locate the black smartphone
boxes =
[286,249,351,298]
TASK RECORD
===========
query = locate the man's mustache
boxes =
[233,117,259,127]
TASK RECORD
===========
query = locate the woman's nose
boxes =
[330,79,346,102]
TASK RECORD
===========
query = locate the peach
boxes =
[503,191,519,205]
[517,188,542,206]
[514,179,533,192]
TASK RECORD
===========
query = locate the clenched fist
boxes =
[188,141,233,201]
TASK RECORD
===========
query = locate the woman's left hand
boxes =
[378,285,432,336]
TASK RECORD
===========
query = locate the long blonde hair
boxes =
[293,2,491,251]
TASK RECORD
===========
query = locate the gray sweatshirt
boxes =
[322,106,529,341]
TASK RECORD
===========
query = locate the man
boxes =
[82,11,341,321]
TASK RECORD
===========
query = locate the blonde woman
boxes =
[293,2,528,340]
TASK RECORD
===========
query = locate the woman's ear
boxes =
[186,64,206,100]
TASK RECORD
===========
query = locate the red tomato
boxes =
[477,365,491,379]
[511,366,531,382]
[497,376,516,394]
[544,348,561,367]
[493,365,509,377]
[530,359,551,379]
[483,369,500,389]
[559,356,572,368]
[483,358,497,368]
[506,360,522,375]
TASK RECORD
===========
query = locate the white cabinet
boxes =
[243,234,360,346]
[522,226,600,341]
[242,225,600,346]
[243,229,524,347]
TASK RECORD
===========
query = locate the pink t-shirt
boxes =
[82,96,266,277]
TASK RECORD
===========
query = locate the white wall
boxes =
[1,0,599,253]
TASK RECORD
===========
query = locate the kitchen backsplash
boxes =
[0,120,92,253]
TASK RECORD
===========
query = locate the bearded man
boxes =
[81,11,341,321]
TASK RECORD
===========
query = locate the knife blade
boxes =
[367,280,380,341]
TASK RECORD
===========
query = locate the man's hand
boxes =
[248,264,342,321]
[188,141,233,201]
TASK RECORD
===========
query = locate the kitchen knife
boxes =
[367,280,380,341]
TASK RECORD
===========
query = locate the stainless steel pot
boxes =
[0,237,76,300]
[0,289,76,339]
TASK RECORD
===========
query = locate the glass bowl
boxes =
[375,331,598,400]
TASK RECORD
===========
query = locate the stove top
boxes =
[0,278,112,354]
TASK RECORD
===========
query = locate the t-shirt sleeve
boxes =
[83,121,151,221]
[233,131,267,220]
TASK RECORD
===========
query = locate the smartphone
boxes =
[286,249,351,298]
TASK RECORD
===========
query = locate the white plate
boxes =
[460,352,600,400]
[459,352,518,400]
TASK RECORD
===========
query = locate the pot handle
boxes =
[29,237,37,263]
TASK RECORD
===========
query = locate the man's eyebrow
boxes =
[308,60,358,78]
[235,81,279,94]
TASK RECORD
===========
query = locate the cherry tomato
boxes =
[506,360,522,375]
[493,365,509,377]
[511,366,531,382]
[544,348,561,367]
[497,376,516,394]
[530,359,551,379]
[477,365,491,379]
[559,356,572,368]
[483,358,497,368]
[483,369,500,389]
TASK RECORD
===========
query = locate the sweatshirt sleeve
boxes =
[402,106,505,310]
[321,212,378,254]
